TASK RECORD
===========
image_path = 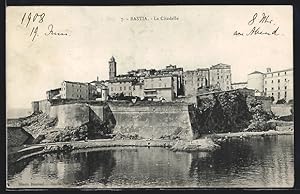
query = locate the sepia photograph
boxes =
[6,5,294,189]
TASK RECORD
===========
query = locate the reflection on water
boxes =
[7,135,294,188]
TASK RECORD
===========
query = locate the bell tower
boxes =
[109,56,117,80]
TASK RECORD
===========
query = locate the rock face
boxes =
[196,90,253,133]
[195,90,276,134]
[245,98,275,132]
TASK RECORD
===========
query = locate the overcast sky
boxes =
[6,5,292,109]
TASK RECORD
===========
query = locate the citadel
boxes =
[44,56,293,104]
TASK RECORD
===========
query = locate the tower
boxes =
[109,56,117,80]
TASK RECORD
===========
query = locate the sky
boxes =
[6,5,293,109]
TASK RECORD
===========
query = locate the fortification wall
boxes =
[89,105,105,121]
[107,102,195,140]
[40,101,197,140]
[32,100,51,114]
[49,103,90,128]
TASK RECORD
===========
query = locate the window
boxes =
[111,87,113,91]
[271,80,273,83]
[272,87,274,90]
[227,75,229,79]
[120,87,122,91]
[285,86,287,90]
[278,92,280,99]
[133,86,135,91]
[129,86,131,90]
[285,91,287,99]
[265,88,267,92]
[124,86,126,90]
[265,81,267,84]
[285,78,287,82]
[285,72,287,75]
[278,73,280,76]
[140,85,142,89]
[272,93,274,96]
[278,79,280,83]
[278,86,280,90]
[271,74,273,77]
[218,76,219,79]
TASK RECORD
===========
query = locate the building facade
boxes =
[183,68,210,97]
[264,68,293,102]
[132,82,144,98]
[108,78,136,97]
[209,63,232,91]
[89,80,109,101]
[247,71,264,96]
[60,81,89,100]
[143,75,175,101]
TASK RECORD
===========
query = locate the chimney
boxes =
[266,68,272,73]
[97,76,99,81]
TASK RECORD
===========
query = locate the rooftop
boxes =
[210,63,231,69]
[265,68,293,74]
[63,80,88,85]
[144,74,173,79]
[248,71,264,75]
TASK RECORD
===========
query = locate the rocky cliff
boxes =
[195,90,274,134]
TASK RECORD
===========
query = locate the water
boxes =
[7,135,294,188]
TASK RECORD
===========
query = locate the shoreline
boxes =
[9,129,294,164]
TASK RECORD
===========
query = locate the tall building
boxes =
[264,68,293,102]
[209,63,232,91]
[109,56,117,80]
[246,67,293,102]
[247,71,264,95]
[183,68,210,97]
[60,81,89,100]
[156,65,184,96]
[143,75,175,101]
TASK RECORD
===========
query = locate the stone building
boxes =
[156,65,184,96]
[247,71,264,96]
[108,78,137,97]
[183,68,210,97]
[109,56,117,80]
[246,68,293,102]
[46,88,61,100]
[60,80,89,100]
[89,80,109,101]
[209,63,232,91]
[143,75,175,101]
[132,82,144,98]
[263,68,293,102]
